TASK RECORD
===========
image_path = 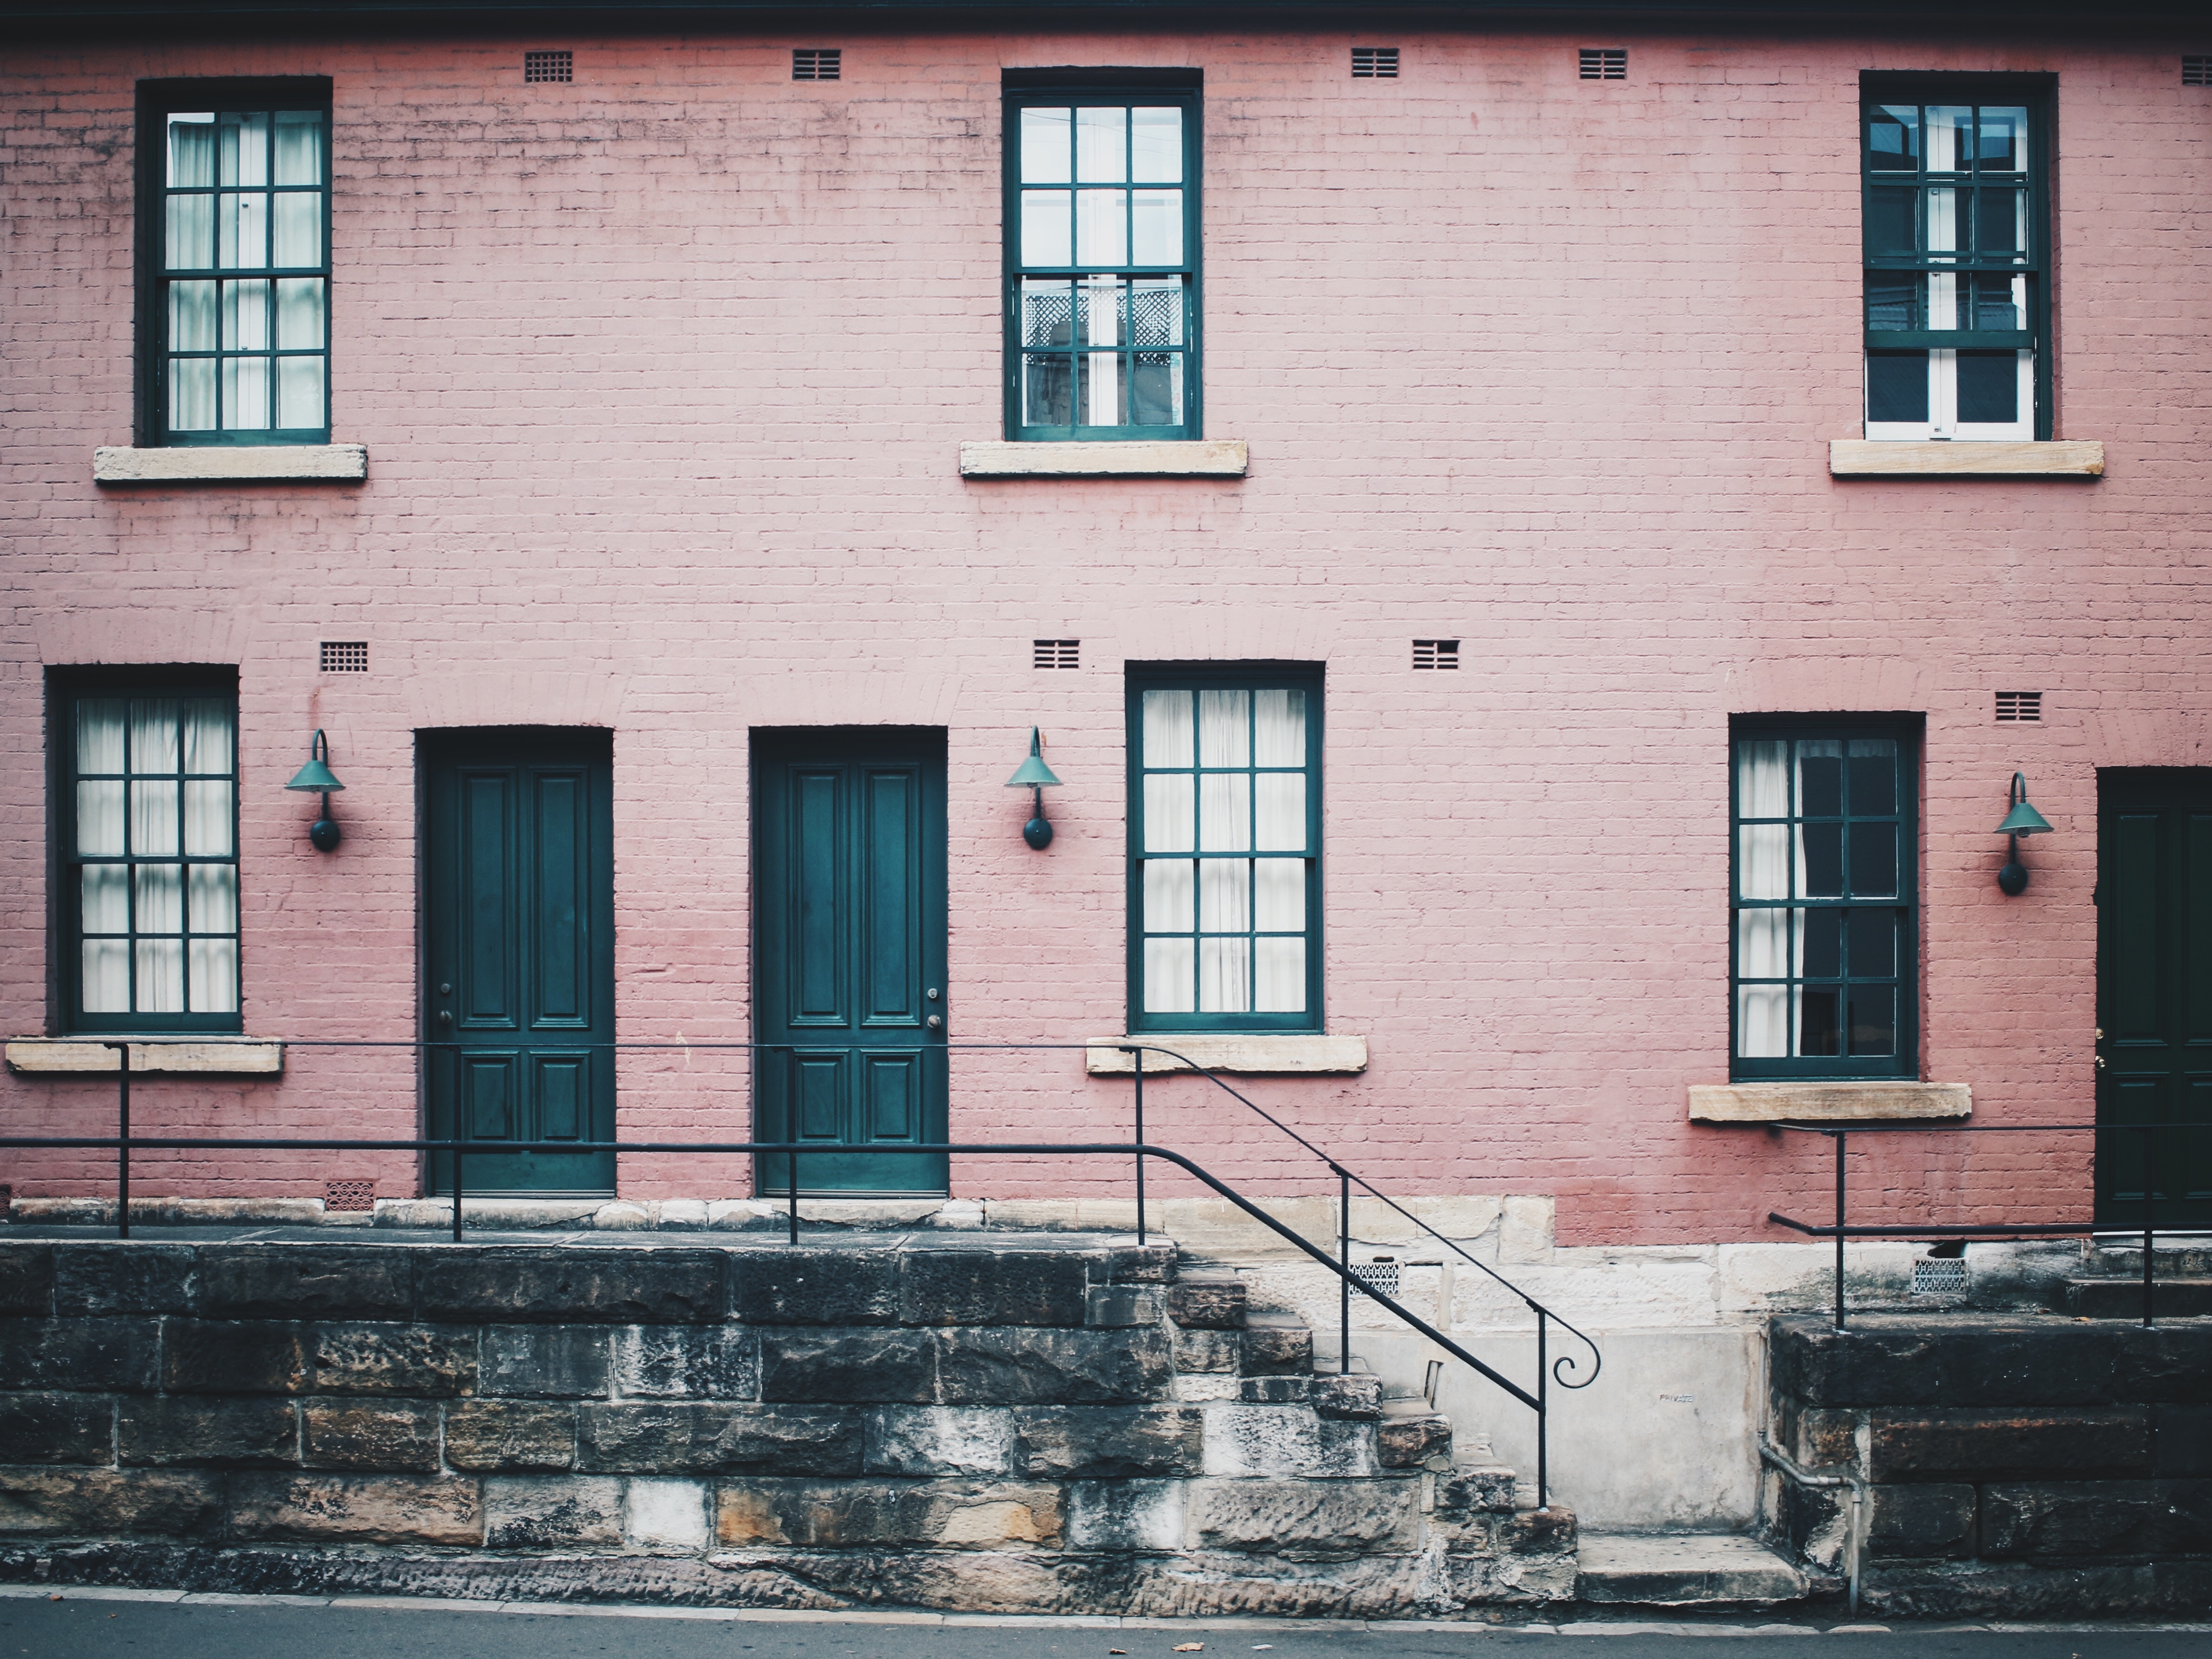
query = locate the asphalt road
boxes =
[5,1590,2208,1659]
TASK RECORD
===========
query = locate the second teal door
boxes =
[752,729,949,1194]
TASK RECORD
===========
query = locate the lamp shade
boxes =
[1996,798,2052,836]
[1004,727,1062,789]
[284,730,345,792]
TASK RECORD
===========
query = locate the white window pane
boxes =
[1198,689,1248,767]
[1143,773,1194,852]
[1198,937,1250,1013]
[131,698,179,772]
[170,280,216,350]
[81,865,128,933]
[135,864,183,933]
[136,938,185,1014]
[1142,689,1193,768]
[166,194,211,270]
[190,937,239,1014]
[1925,186,1956,255]
[1020,108,1071,184]
[183,781,233,855]
[1084,349,1120,426]
[218,112,268,186]
[77,700,125,773]
[1198,773,1250,852]
[1199,859,1249,932]
[1254,937,1305,1013]
[277,355,325,429]
[1131,107,1182,182]
[222,356,271,430]
[1075,190,1126,267]
[218,192,265,269]
[1254,689,1305,766]
[1020,190,1071,268]
[1254,859,1304,931]
[273,110,323,185]
[1737,985,1792,1058]
[1736,739,1787,818]
[77,782,125,857]
[131,780,179,856]
[189,863,238,933]
[170,357,216,431]
[1736,908,1792,979]
[1075,106,1126,182]
[275,277,324,349]
[1144,859,1193,933]
[1144,937,1194,1013]
[1926,106,1970,173]
[82,940,129,1012]
[1131,190,1182,265]
[182,700,233,774]
[225,279,270,349]
[1738,824,1788,900]
[1254,773,1305,851]
[1980,106,2027,174]
[169,112,214,186]
[1925,270,1956,330]
[273,191,320,266]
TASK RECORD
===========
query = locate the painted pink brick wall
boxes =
[3,28,2208,1243]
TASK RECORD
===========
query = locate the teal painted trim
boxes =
[1864,329,2033,351]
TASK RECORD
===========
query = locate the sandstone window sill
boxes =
[1689,1082,1970,1124]
[1086,1035,1368,1076]
[94,444,367,484]
[6,1038,284,1077]
[1828,440,2103,478]
[960,440,1247,479]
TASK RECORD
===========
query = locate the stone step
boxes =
[1575,1533,1810,1608]
[2063,1275,2212,1318]
[2078,1245,2212,1280]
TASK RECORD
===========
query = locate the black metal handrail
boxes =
[1766,1119,2212,1331]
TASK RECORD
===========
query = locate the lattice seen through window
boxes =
[1033,639,1080,669]
[1412,639,1460,670]
[320,641,368,673]
[1580,48,1627,80]
[1995,690,2042,722]
[2186,57,2212,87]
[1351,48,1399,79]
[793,48,841,81]
[524,51,572,84]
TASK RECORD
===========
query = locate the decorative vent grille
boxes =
[1912,1257,1968,1296]
[1033,639,1080,669]
[524,51,573,84]
[0,1183,11,1217]
[1995,690,2042,723]
[320,641,368,673]
[1412,639,1460,670]
[1352,47,1400,79]
[324,1179,375,1213]
[793,48,842,81]
[1351,1258,1400,1299]
[1580,48,1627,80]
[2186,56,2212,86]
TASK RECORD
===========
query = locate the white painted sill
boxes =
[94,444,367,484]
[961,440,1246,479]
[6,1038,284,1077]
[1087,1035,1367,1076]
[1689,1081,1970,1124]
[1829,440,2102,478]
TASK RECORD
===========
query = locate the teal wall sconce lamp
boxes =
[1995,771,2053,895]
[285,729,346,851]
[1005,727,1062,849]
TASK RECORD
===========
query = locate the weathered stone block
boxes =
[1236,1375,1381,1419]
[484,1474,623,1548]
[1766,1466,1849,1571]
[1066,1478,1185,1550]
[1104,1243,1177,1285]
[1240,1323,1312,1377]
[161,1318,305,1394]
[0,1247,54,1316]
[482,1324,610,1399]
[1868,1409,2153,1482]
[625,1476,712,1549]
[1012,1404,1204,1478]
[0,1317,159,1392]
[1940,1323,2125,1408]
[1167,1275,1247,1330]
[1185,1477,1420,1555]
[578,1402,862,1475]
[309,1321,477,1396]
[937,1326,1175,1406]
[119,1396,296,1468]
[1172,1327,1240,1373]
[1086,1287,1163,1328]
[1981,1479,2212,1559]
[1497,1503,1578,1556]
[197,1246,412,1319]
[302,1400,442,1472]
[1434,1463,1519,1520]
[444,1400,577,1471]
[714,1478,1061,1549]
[1201,1405,1377,1478]
[0,1467,221,1537]
[1376,1413,1451,1468]
[759,1328,936,1403]
[2115,1323,2212,1403]
[612,1325,759,1399]
[1786,1405,1861,1470]
[730,1247,898,1325]
[0,1393,111,1464]
[52,1244,191,1316]
[1866,1482,1975,1560]
[1768,1315,1941,1407]
[899,1248,1090,1327]
[2155,1404,2212,1478]
[864,1405,1015,1476]
[415,1248,725,1324]
[228,1473,484,1545]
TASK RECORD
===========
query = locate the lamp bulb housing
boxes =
[1022,816,1054,850]
[1997,861,2028,896]
[309,816,342,853]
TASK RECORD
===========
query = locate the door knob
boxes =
[437,1010,453,1025]
[926,988,941,1001]
[926,1016,943,1032]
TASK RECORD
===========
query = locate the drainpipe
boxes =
[1758,1439,1864,1616]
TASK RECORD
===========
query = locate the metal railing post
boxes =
[1130,1048,1146,1247]
[452,1142,464,1243]
[1537,1306,1549,1511]
[106,1041,130,1240]
[1339,1166,1351,1375]
[1833,1130,1847,1331]
[788,1147,799,1246]
[2141,1124,2155,1329]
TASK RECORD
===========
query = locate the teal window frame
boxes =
[137,78,333,447]
[51,669,244,1036]
[1730,718,1919,1082]
[1127,663,1323,1035]
[1861,75,2053,440]
[1003,74,1202,442]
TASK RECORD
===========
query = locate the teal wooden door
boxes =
[753,729,948,1195]
[424,730,616,1194]
[2097,769,2212,1228]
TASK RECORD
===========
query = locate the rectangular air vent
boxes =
[1412,639,1460,670]
[1352,48,1400,79]
[324,1179,375,1213]
[1912,1257,1968,1296]
[524,51,573,84]
[2186,56,2211,86]
[1351,1258,1400,1299]
[1033,639,1080,669]
[320,641,368,673]
[793,48,841,81]
[1580,48,1627,81]
[1995,690,2042,722]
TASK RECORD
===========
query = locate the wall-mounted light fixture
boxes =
[1003,727,1062,849]
[1994,771,2053,895]
[285,729,346,851]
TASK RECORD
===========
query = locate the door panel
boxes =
[425,729,615,1194]
[2097,770,2212,1227]
[755,729,947,1194]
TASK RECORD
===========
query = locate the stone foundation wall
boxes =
[0,1236,1572,1616]
[1761,1312,2212,1618]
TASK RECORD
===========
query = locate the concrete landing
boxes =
[1575,1533,1809,1608]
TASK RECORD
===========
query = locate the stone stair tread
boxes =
[1575,1533,1808,1607]
[2063,1276,2212,1317]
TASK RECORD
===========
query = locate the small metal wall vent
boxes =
[1580,48,1627,81]
[1995,690,2042,723]
[1412,639,1460,670]
[320,641,369,673]
[1352,1257,1400,1299]
[1033,639,1080,669]
[1912,1257,1968,1296]
[524,51,573,84]
[1352,48,1400,79]
[2186,56,2211,86]
[794,48,842,81]
[324,1179,376,1213]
